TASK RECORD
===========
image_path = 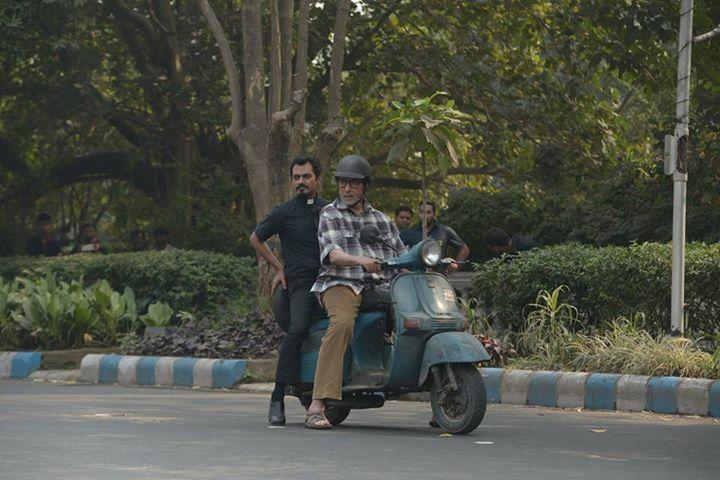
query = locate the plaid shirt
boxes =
[311,198,407,296]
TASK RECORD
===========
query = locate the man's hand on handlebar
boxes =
[356,256,381,274]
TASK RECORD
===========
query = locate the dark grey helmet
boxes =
[335,154,371,181]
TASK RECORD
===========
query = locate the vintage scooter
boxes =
[293,225,490,434]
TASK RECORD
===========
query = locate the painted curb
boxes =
[585,373,620,410]
[677,378,714,416]
[27,355,720,419]
[616,375,649,412]
[528,371,561,407]
[0,352,42,379]
[79,354,247,389]
[647,376,681,414]
[501,369,533,405]
[556,372,590,408]
[481,368,503,403]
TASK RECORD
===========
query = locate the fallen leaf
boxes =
[590,429,607,433]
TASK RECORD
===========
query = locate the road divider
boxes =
[17,352,720,418]
[80,354,247,389]
[0,352,42,379]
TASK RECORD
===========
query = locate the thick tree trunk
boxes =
[316,0,352,174]
[241,0,271,221]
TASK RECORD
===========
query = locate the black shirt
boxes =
[254,195,330,280]
[25,236,61,257]
[400,222,466,257]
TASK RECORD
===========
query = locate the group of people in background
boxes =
[0,212,176,257]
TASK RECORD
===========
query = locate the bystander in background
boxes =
[25,213,61,257]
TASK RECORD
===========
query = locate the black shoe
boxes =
[429,417,440,428]
[268,400,286,426]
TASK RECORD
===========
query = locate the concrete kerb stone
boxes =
[80,354,103,382]
[155,357,176,387]
[193,359,216,388]
[527,371,561,407]
[0,352,43,379]
[647,376,682,414]
[0,352,15,378]
[677,378,714,416]
[709,381,720,418]
[557,372,590,408]
[481,368,503,403]
[616,375,650,412]
[584,373,620,410]
[501,369,533,405]
[117,356,141,385]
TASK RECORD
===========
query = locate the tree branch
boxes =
[293,0,310,130]
[326,0,351,120]
[103,0,157,42]
[196,0,244,145]
[1,152,160,203]
[269,0,283,114]
[279,0,294,109]
[694,24,720,44]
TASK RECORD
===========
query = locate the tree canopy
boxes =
[1,0,719,255]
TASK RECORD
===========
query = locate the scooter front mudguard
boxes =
[418,332,490,386]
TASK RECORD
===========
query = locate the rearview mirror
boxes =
[360,225,381,244]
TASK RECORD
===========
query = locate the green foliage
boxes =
[515,287,580,370]
[0,273,140,350]
[379,92,470,173]
[511,290,720,378]
[141,302,173,328]
[0,250,257,315]
[472,243,720,334]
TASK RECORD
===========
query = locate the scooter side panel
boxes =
[417,332,491,386]
[298,311,387,385]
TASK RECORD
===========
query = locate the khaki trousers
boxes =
[312,286,362,400]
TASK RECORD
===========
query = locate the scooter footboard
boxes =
[418,332,490,386]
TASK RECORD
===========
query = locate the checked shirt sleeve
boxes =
[317,210,343,266]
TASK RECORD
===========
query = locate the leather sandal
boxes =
[305,411,332,430]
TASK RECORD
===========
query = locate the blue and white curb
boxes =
[0,352,42,379]
[481,368,720,417]
[80,354,247,389]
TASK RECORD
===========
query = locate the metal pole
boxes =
[670,0,693,335]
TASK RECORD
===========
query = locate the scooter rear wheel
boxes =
[324,405,351,426]
[430,364,486,434]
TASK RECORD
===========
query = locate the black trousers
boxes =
[272,277,324,385]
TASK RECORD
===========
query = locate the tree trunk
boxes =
[316,0,352,174]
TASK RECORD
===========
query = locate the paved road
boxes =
[1,380,718,480]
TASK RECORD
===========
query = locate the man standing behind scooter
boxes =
[250,155,329,426]
[305,155,406,429]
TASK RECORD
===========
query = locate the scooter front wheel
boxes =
[430,364,487,434]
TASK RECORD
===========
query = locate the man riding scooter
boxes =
[305,154,406,429]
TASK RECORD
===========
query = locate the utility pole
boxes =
[665,1,720,335]
[666,0,693,335]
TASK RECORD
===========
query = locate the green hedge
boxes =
[0,250,257,314]
[472,243,720,333]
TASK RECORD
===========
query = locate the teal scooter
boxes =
[294,225,490,434]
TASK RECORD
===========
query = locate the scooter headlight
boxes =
[420,239,442,267]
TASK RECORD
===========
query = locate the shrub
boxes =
[472,242,720,334]
[509,288,720,379]
[0,250,257,315]
[0,274,141,350]
[131,308,284,359]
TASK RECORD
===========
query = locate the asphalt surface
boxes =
[1,380,718,480]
